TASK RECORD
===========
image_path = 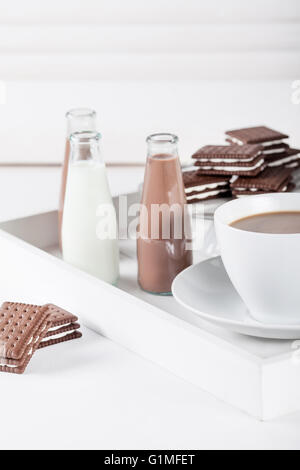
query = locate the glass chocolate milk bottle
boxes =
[137,133,193,294]
[58,108,97,246]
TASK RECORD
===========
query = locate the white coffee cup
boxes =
[214,193,300,324]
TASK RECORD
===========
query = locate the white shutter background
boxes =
[0,0,299,164]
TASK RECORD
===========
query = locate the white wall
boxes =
[0,0,299,80]
[0,0,299,164]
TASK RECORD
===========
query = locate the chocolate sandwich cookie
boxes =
[230,167,293,197]
[192,144,265,176]
[232,182,294,197]
[267,148,300,169]
[232,184,295,197]
[226,139,289,156]
[0,302,50,374]
[183,170,231,202]
[225,126,289,155]
[38,304,82,349]
[38,330,82,349]
[259,142,289,157]
[226,125,288,145]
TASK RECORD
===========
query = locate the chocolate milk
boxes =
[58,109,97,248]
[137,135,193,294]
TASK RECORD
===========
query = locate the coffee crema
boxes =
[230,211,300,234]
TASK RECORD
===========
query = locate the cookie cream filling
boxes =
[196,152,261,164]
[235,186,288,196]
[200,159,264,172]
[0,363,18,368]
[286,162,300,168]
[229,137,284,147]
[41,330,77,342]
[234,187,289,192]
[185,182,227,193]
[48,324,73,333]
[261,140,284,147]
[187,189,228,200]
[268,154,300,167]
[227,137,245,145]
[234,187,260,192]
[263,148,287,155]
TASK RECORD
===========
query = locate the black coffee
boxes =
[230,211,300,234]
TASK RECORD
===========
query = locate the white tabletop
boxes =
[1,165,300,450]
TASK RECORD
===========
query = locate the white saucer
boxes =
[172,256,300,339]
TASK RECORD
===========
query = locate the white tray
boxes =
[0,191,299,421]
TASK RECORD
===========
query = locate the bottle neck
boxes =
[66,108,97,138]
[146,133,179,159]
[70,132,103,165]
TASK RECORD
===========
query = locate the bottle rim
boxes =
[146,133,178,145]
[66,108,97,119]
[70,131,101,144]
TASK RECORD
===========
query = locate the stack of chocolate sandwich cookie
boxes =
[185,125,299,204]
[191,145,265,177]
[38,304,82,349]
[183,169,231,203]
[226,126,300,170]
[0,302,82,374]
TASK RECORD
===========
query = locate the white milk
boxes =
[62,160,119,284]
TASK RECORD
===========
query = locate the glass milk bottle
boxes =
[62,131,119,284]
[137,133,193,295]
[58,108,97,246]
